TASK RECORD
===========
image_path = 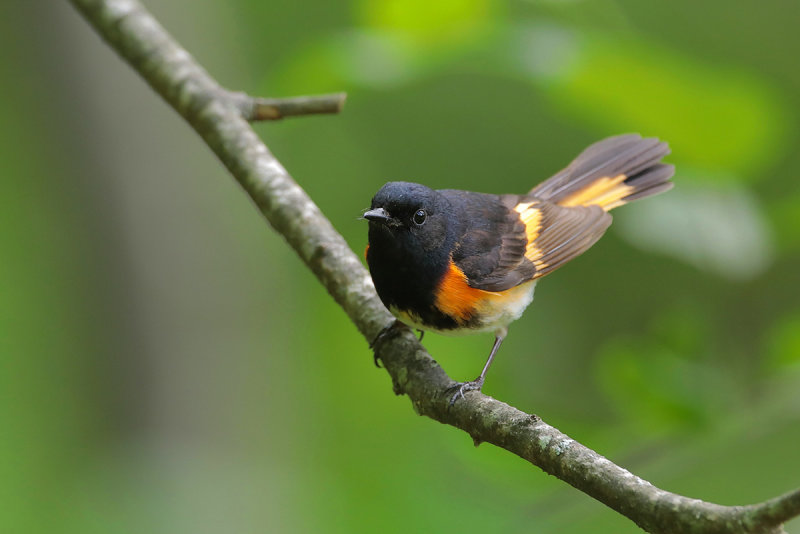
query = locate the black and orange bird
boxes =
[363,134,674,403]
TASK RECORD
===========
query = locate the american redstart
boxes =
[363,134,674,403]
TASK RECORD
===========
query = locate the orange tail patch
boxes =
[557,174,633,211]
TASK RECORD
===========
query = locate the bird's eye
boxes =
[412,209,427,225]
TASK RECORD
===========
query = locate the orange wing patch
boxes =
[434,261,495,323]
[557,174,633,211]
[513,201,547,269]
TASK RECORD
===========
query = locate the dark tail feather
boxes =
[529,134,675,211]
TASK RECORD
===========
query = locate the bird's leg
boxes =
[448,327,507,405]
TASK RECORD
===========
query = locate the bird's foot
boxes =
[370,320,408,367]
[447,376,485,406]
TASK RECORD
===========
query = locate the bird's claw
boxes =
[447,377,485,406]
[370,320,408,367]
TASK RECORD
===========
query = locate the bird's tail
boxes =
[529,134,675,211]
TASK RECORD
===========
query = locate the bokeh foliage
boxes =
[2,0,800,532]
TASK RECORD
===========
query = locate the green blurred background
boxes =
[2,0,800,532]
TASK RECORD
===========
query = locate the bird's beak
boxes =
[363,207,390,223]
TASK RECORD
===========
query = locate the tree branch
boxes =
[69,1,800,532]
[228,91,347,121]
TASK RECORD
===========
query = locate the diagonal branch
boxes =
[69,1,800,533]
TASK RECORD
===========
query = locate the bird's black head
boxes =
[364,181,451,253]
[364,181,456,315]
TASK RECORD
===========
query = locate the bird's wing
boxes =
[450,193,612,292]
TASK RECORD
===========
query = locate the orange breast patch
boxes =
[434,261,494,323]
